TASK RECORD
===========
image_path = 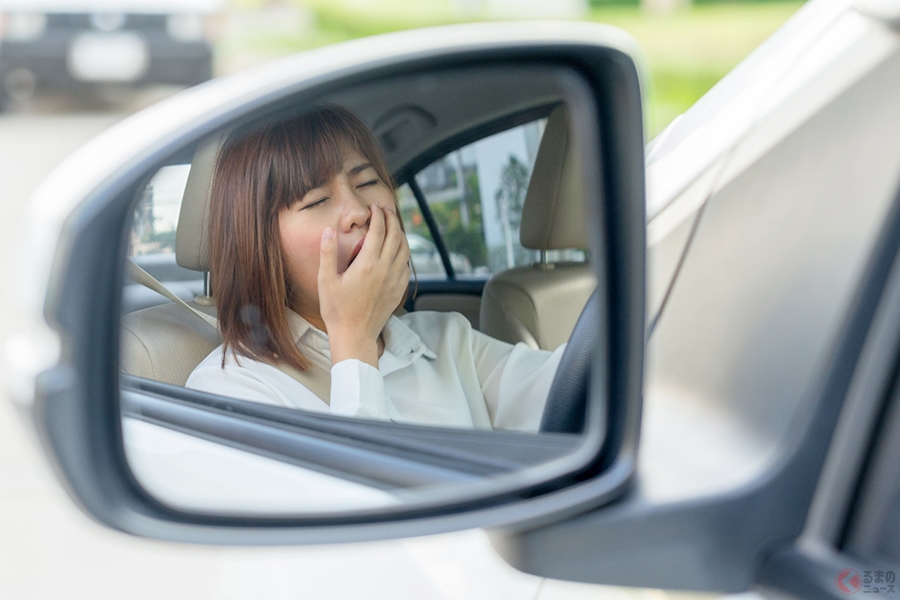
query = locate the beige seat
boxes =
[121,134,227,386]
[479,106,596,350]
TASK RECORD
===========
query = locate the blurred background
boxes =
[0,0,804,137]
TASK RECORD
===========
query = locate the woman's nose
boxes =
[336,181,371,230]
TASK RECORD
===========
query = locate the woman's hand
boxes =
[317,204,410,368]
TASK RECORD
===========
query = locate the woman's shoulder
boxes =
[185,344,297,408]
[188,343,273,379]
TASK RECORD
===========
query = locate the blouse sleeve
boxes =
[328,360,391,420]
[187,354,389,419]
[470,327,566,432]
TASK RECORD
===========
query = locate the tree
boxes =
[495,155,529,269]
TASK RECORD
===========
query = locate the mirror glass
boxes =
[119,65,601,516]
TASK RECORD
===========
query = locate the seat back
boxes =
[121,302,221,386]
[121,133,227,385]
[479,106,596,350]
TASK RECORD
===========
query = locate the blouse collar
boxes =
[286,310,437,365]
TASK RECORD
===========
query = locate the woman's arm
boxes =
[471,326,566,432]
[186,350,388,418]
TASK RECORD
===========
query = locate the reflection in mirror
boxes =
[119,66,599,517]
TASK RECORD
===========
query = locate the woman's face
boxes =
[278,145,396,321]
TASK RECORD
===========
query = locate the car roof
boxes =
[324,67,565,174]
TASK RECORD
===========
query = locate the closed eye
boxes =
[303,197,329,209]
[357,180,378,189]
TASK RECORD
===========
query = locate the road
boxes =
[0,100,675,600]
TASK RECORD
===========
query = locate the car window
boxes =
[125,163,202,314]
[397,182,446,278]
[413,118,551,279]
[130,164,191,257]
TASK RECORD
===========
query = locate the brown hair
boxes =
[208,106,399,371]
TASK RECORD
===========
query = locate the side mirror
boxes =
[9,21,645,561]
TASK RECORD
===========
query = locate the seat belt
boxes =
[127,260,218,329]
[273,362,331,406]
[126,259,332,404]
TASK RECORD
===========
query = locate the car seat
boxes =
[120,133,226,386]
[478,105,596,350]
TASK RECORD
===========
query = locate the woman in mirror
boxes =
[186,106,565,431]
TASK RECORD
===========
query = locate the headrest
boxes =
[175,131,229,272]
[519,105,587,251]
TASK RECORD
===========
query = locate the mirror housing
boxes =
[10,22,646,546]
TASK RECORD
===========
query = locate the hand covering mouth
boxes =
[347,236,366,267]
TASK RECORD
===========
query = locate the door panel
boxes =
[405,278,486,330]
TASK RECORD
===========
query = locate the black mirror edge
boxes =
[31,27,647,547]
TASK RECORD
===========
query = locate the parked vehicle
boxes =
[0,0,223,107]
[5,0,900,598]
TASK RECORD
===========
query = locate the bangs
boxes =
[265,108,378,212]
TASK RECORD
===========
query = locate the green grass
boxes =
[219,0,804,137]
[585,3,804,134]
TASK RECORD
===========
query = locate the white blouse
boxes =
[186,310,565,432]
